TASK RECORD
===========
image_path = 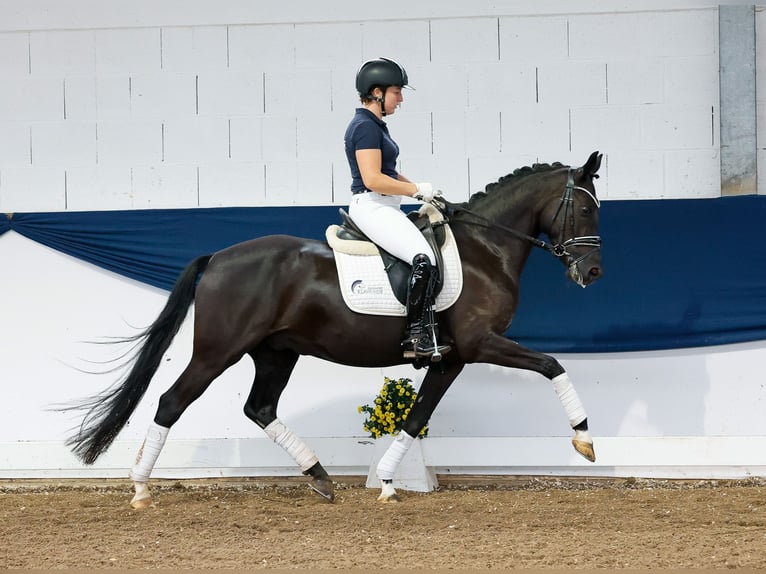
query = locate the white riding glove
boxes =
[414,182,442,203]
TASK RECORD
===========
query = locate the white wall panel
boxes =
[0,77,62,120]
[228,24,295,70]
[569,13,642,61]
[570,106,642,153]
[640,10,717,57]
[640,104,714,150]
[163,117,229,164]
[131,164,199,208]
[0,122,30,167]
[160,26,228,72]
[294,22,363,68]
[467,62,537,110]
[297,113,346,161]
[261,115,296,161]
[605,150,664,200]
[265,69,331,114]
[500,105,570,158]
[400,155,470,201]
[0,167,64,211]
[664,149,720,198]
[130,73,196,118]
[466,110,502,156]
[63,77,96,120]
[29,30,95,75]
[606,60,664,105]
[95,29,161,74]
[198,162,265,206]
[197,70,263,116]
[390,111,432,159]
[430,18,499,63]
[360,20,430,65]
[95,76,132,119]
[468,154,538,195]
[65,165,132,209]
[229,117,262,161]
[31,121,96,167]
[296,160,333,205]
[537,61,607,106]
[499,16,568,63]
[403,64,467,113]
[97,120,162,166]
[662,56,719,105]
[0,32,29,75]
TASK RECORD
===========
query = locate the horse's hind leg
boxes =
[243,346,335,502]
[129,356,229,509]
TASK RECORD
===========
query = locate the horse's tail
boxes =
[66,254,213,465]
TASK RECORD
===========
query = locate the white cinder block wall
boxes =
[1,1,758,213]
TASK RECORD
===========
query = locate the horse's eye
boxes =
[581,206,593,215]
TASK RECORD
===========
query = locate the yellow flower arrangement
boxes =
[358,376,428,439]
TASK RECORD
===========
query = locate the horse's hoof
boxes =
[376,492,401,503]
[572,438,596,462]
[130,495,152,509]
[308,478,335,502]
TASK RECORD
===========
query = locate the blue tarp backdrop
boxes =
[2,196,765,353]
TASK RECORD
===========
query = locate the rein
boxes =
[436,169,601,260]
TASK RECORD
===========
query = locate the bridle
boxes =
[436,168,602,263]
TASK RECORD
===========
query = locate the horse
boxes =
[66,151,604,507]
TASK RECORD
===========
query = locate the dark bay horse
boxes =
[67,151,604,507]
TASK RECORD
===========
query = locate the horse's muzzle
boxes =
[567,249,603,288]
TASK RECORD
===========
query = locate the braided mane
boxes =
[467,161,567,207]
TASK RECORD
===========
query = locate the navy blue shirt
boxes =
[344,108,400,193]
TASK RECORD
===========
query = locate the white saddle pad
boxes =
[326,217,463,317]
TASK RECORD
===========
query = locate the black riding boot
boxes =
[401,254,451,361]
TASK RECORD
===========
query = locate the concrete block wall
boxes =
[0,3,755,212]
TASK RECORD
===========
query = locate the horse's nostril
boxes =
[589,267,602,277]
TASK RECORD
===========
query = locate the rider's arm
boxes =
[355,148,418,197]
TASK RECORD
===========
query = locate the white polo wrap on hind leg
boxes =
[552,373,587,427]
[264,419,319,472]
[130,421,170,483]
[376,430,415,481]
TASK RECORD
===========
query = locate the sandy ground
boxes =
[1,476,765,569]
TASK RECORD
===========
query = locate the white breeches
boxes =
[349,192,436,265]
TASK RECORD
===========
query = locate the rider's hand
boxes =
[414,182,442,203]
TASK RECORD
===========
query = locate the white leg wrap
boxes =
[129,421,170,483]
[552,373,587,427]
[376,431,415,481]
[264,419,319,473]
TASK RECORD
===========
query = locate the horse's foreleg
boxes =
[472,334,596,462]
[375,362,464,503]
[552,372,595,462]
[129,421,170,509]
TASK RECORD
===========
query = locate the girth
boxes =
[336,208,447,305]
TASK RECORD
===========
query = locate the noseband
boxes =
[440,168,602,263]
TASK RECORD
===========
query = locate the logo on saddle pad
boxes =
[326,207,463,317]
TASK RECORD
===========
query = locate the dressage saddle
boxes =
[335,208,448,306]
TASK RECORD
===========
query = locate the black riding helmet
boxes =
[355,57,411,115]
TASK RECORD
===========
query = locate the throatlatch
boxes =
[401,253,451,362]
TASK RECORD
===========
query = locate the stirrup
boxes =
[402,337,451,362]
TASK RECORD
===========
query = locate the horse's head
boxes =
[542,151,604,288]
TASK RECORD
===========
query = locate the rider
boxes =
[344,57,450,361]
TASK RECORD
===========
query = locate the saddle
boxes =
[332,206,448,306]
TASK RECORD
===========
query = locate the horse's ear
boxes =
[582,150,602,179]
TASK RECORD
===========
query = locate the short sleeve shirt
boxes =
[344,108,400,193]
